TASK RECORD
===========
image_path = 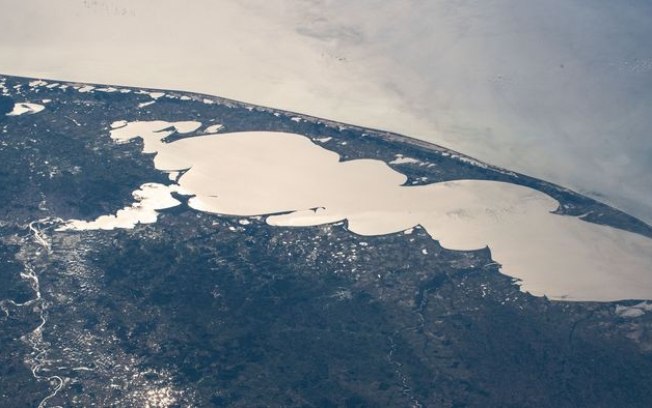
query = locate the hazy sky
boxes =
[1,0,651,224]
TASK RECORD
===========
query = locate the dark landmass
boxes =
[1,74,651,407]
[0,95,14,116]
